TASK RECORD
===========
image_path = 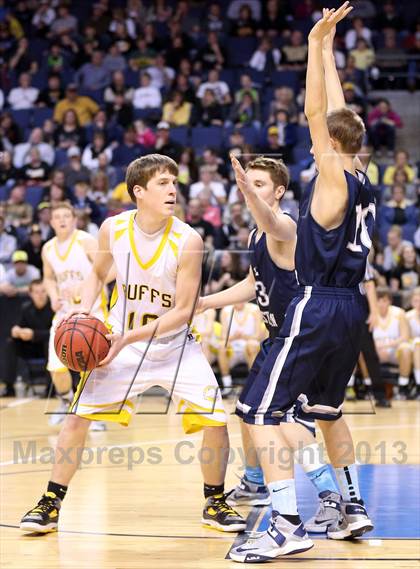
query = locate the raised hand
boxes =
[230,153,253,198]
[309,2,353,42]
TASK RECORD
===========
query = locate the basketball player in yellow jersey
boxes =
[20,154,246,534]
[407,287,420,398]
[42,202,108,430]
[218,302,264,395]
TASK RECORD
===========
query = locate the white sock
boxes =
[364,376,372,386]
[415,369,420,385]
[58,389,74,402]
[398,376,409,387]
[268,479,298,516]
[222,374,232,388]
[334,464,361,502]
[347,375,355,387]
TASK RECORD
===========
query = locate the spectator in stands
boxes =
[375,0,404,31]
[207,250,245,294]
[367,98,403,155]
[383,225,413,272]
[227,0,261,21]
[35,202,53,242]
[53,84,99,126]
[186,198,215,247]
[109,180,130,211]
[197,31,225,71]
[37,74,64,108]
[383,150,417,186]
[103,43,127,74]
[82,132,113,171]
[9,37,37,74]
[268,87,298,124]
[281,30,308,70]
[344,17,372,50]
[350,38,375,72]
[60,147,91,188]
[162,91,192,127]
[71,181,102,226]
[76,50,111,92]
[194,88,224,126]
[154,121,182,162]
[112,126,141,167]
[235,74,259,106]
[189,166,226,206]
[50,4,78,38]
[261,113,297,164]
[196,68,231,106]
[0,112,21,150]
[132,119,156,149]
[104,70,134,105]
[0,250,40,296]
[374,30,407,89]
[13,127,55,168]
[147,53,175,90]
[91,152,117,189]
[0,214,17,265]
[106,93,134,128]
[358,144,379,187]
[20,148,51,187]
[7,72,39,110]
[230,4,258,37]
[32,1,56,35]
[22,224,43,272]
[128,37,157,70]
[47,43,65,73]
[249,36,281,73]
[217,201,248,249]
[45,183,69,208]
[390,243,420,295]
[260,0,290,36]
[343,83,366,119]
[89,172,109,206]
[133,71,162,109]
[54,109,85,150]
[200,148,228,181]
[6,185,32,228]
[380,184,418,244]
[198,188,222,227]
[0,151,18,188]
[373,288,412,398]
[229,91,260,128]
[3,279,53,397]
[205,2,225,33]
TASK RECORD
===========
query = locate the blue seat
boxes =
[54,148,69,167]
[191,126,223,154]
[10,109,31,131]
[170,126,189,147]
[32,107,53,127]
[25,186,44,209]
[240,125,259,146]
[0,185,10,201]
[226,37,258,67]
[271,71,300,93]
[112,144,143,166]
[296,126,311,146]
[244,67,265,87]
[79,88,104,106]
[133,108,162,122]
[294,146,311,163]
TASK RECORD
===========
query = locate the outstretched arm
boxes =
[322,23,345,112]
[304,3,353,230]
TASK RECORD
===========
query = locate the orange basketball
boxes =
[54,315,111,372]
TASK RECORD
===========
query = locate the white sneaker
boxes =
[89,421,107,432]
[48,399,71,426]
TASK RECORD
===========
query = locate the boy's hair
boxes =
[29,278,44,290]
[245,156,290,196]
[51,202,75,216]
[376,288,393,302]
[126,154,179,203]
[326,108,366,155]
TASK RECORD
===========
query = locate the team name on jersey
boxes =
[56,270,84,284]
[260,310,278,328]
[122,283,173,308]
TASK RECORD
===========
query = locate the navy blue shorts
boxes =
[240,285,367,425]
[236,338,315,435]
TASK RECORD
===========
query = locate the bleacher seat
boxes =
[293,146,311,163]
[296,126,311,146]
[0,185,10,201]
[191,126,223,154]
[226,37,258,67]
[170,126,189,147]
[32,107,53,127]
[271,71,300,93]
[133,108,162,122]
[10,109,31,132]
[25,186,44,209]
[54,148,69,167]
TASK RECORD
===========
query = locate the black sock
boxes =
[281,514,301,525]
[47,481,68,501]
[204,483,224,499]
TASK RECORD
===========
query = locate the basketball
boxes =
[54,315,111,372]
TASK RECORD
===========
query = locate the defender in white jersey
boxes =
[20,154,246,535]
[42,203,107,428]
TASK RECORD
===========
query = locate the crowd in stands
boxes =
[0,0,418,397]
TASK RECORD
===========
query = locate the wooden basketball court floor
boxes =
[1,395,419,569]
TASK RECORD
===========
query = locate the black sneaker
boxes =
[202,494,247,532]
[376,398,391,408]
[20,492,61,533]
